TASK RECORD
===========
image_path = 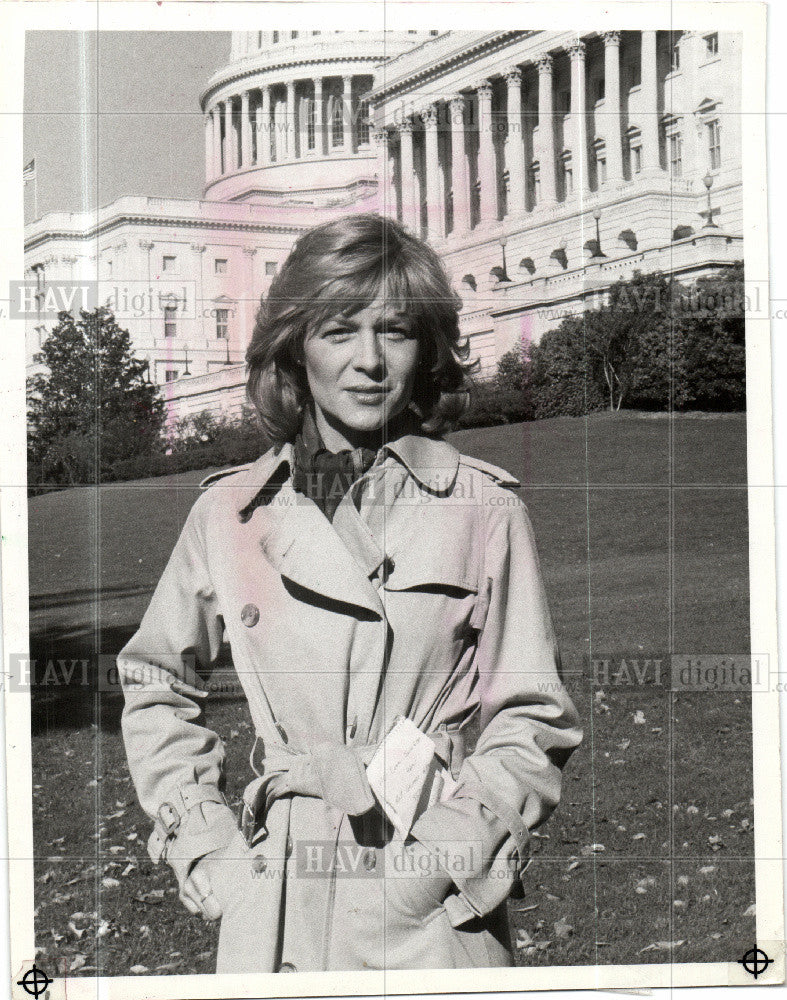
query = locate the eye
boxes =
[322,327,353,342]
[381,326,411,340]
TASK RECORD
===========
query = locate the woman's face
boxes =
[302,294,420,451]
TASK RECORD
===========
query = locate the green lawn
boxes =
[29,411,754,975]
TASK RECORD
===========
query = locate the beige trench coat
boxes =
[118,432,582,974]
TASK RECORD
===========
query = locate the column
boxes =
[536,54,557,204]
[343,75,353,150]
[398,119,418,233]
[204,113,213,182]
[420,104,443,239]
[260,85,271,165]
[191,243,206,341]
[241,90,252,168]
[212,105,222,176]
[242,247,257,356]
[603,32,624,184]
[223,98,235,172]
[286,80,295,158]
[476,80,497,223]
[314,77,324,155]
[641,30,660,172]
[449,94,470,234]
[504,67,526,216]
[372,128,394,217]
[566,39,590,195]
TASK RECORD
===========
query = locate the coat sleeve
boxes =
[410,496,583,927]
[117,494,240,890]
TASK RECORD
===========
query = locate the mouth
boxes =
[345,386,388,403]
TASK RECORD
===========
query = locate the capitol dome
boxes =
[200,30,436,208]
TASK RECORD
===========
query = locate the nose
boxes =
[351,327,384,377]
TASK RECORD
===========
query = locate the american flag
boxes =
[23,158,36,181]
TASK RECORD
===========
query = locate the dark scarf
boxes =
[291,406,418,522]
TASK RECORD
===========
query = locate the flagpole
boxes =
[34,171,38,219]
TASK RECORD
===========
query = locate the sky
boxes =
[23,31,231,221]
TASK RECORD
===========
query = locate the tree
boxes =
[27,307,165,486]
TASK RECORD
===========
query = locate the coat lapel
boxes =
[234,445,385,619]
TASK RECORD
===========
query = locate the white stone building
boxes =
[24,28,742,420]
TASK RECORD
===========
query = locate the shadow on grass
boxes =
[30,624,136,735]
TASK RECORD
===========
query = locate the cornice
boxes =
[367,30,534,102]
[25,213,306,253]
[201,54,382,110]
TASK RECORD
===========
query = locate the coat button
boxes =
[362,847,377,872]
[252,855,267,873]
[285,835,293,858]
[278,962,297,973]
[240,603,259,628]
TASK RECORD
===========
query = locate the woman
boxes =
[118,213,582,974]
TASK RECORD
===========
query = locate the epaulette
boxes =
[459,454,521,488]
[199,465,251,489]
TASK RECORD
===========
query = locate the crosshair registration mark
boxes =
[17,965,51,998]
[738,947,774,979]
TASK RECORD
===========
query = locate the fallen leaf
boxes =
[102,877,120,889]
[639,940,685,953]
[743,904,755,917]
[699,865,716,875]
[67,921,86,939]
[70,954,87,972]
[633,711,646,725]
[129,964,149,974]
[553,917,573,939]
[121,863,137,878]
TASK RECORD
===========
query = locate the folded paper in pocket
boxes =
[366,718,459,840]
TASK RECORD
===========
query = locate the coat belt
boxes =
[241,729,466,845]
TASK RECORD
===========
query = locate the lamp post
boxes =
[490,233,512,283]
[592,208,607,258]
[702,172,718,229]
[183,347,191,377]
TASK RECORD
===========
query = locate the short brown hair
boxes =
[246,213,473,443]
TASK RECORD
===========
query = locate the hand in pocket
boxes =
[180,830,248,921]
[384,840,454,922]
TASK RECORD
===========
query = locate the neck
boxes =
[312,406,414,453]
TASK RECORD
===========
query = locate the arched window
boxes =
[330,94,344,146]
[272,31,279,43]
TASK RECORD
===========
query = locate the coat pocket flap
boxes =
[382,538,479,593]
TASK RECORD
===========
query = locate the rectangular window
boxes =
[165,369,179,382]
[597,153,607,183]
[594,78,605,103]
[705,33,719,57]
[670,40,681,71]
[272,31,279,43]
[669,133,683,177]
[216,308,229,339]
[707,119,722,170]
[631,144,642,174]
[559,90,571,114]
[265,261,277,276]
[215,258,228,274]
[306,98,316,150]
[163,305,177,338]
[162,255,176,272]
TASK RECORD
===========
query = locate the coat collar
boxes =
[228,434,461,617]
